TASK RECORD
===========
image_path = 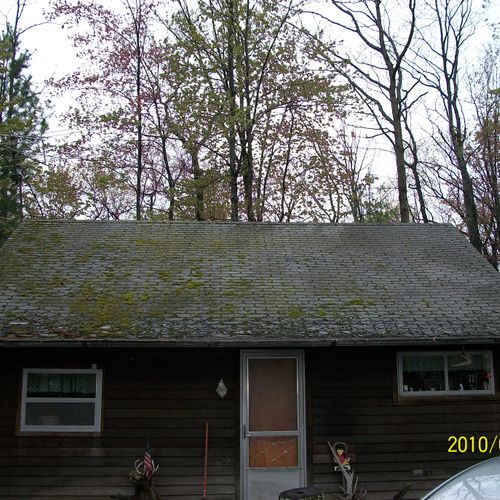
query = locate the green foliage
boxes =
[165,0,349,220]
[362,205,400,223]
[24,163,85,219]
[39,0,375,224]
[361,184,400,223]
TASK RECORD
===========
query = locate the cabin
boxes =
[0,221,499,500]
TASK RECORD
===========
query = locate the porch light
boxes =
[216,379,228,399]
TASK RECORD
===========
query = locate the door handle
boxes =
[243,425,247,439]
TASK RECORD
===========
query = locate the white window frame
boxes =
[397,351,495,397]
[20,368,103,432]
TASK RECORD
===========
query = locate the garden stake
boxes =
[202,421,209,500]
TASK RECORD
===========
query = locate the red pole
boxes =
[203,421,209,499]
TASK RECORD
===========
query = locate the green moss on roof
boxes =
[288,305,305,318]
[0,220,499,342]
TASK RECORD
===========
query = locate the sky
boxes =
[1,1,75,88]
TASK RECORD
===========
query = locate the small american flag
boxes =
[143,437,154,481]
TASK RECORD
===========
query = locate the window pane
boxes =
[249,436,298,468]
[402,355,445,392]
[248,358,297,432]
[25,402,96,426]
[448,354,493,391]
[27,373,96,398]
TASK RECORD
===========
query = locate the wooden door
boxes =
[241,351,306,500]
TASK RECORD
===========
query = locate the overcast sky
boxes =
[1,1,74,87]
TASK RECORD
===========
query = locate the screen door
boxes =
[241,351,306,500]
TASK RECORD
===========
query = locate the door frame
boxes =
[240,349,306,500]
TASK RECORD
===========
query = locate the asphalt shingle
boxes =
[0,221,499,345]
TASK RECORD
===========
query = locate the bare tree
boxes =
[414,0,481,249]
[468,44,499,267]
[302,0,420,222]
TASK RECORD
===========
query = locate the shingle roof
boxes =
[0,221,498,345]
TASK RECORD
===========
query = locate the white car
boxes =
[421,456,500,499]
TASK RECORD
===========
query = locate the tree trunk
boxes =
[227,0,238,221]
[242,136,254,221]
[134,3,143,221]
[279,109,295,222]
[192,150,204,221]
[453,129,482,251]
[408,160,429,223]
[241,3,254,222]
[390,90,410,223]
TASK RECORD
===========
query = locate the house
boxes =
[0,220,499,500]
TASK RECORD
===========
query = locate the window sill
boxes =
[16,430,102,437]
[394,392,498,404]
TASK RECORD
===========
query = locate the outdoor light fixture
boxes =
[216,379,228,399]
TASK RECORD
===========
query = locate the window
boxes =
[398,352,494,397]
[20,368,103,432]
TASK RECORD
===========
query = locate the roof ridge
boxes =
[19,219,455,228]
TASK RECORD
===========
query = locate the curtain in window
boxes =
[27,373,96,398]
[403,356,444,372]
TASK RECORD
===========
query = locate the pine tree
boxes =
[0,11,46,244]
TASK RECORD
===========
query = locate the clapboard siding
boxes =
[1,345,499,499]
[0,347,238,499]
[308,346,500,500]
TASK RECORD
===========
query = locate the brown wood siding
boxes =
[308,346,500,500]
[2,345,500,500]
[0,347,238,499]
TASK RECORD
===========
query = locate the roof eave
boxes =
[1,336,499,348]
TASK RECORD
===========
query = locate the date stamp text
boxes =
[448,435,499,453]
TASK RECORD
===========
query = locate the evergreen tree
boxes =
[0,12,46,244]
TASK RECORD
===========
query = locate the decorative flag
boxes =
[143,436,154,481]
